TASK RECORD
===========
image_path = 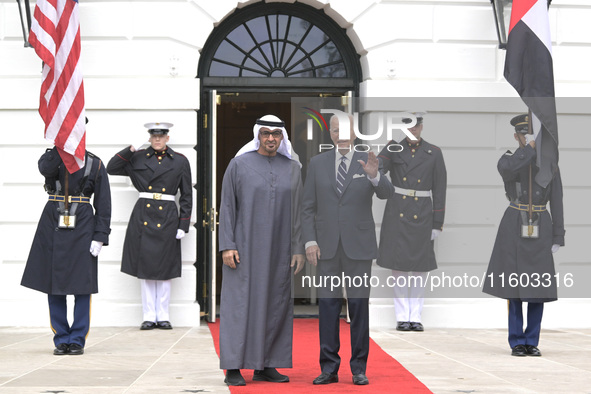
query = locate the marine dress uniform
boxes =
[22,147,111,355]
[377,117,447,331]
[483,114,565,357]
[107,123,192,330]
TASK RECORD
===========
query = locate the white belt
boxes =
[394,186,431,198]
[138,192,175,201]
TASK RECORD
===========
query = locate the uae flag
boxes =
[29,0,86,173]
[504,0,558,187]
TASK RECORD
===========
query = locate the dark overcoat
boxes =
[107,146,192,280]
[21,148,111,295]
[377,138,447,272]
[483,145,565,302]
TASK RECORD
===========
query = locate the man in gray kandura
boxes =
[218,114,305,386]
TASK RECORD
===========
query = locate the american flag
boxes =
[29,0,86,173]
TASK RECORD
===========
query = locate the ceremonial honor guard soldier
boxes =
[107,122,192,330]
[21,141,112,356]
[483,114,565,357]
[377,112,447,332]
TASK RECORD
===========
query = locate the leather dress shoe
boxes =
[313,372,338,385]
[140,321,157,330]
[353,373,369,385]
[511,344,527,356]
[157,321,173,330]
[410,322,424,332]
[224,369,246,386]
[68,343,84,355]
[253,367,289,382]
[53,343,69,355]
[525,345,541,356]
[396,321,411,331]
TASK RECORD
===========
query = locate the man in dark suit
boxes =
[302,114,393,386]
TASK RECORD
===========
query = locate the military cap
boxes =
[510,114,529,134]
[144,122,173,135]
[402,111,425,125]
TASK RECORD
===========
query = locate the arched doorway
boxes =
[196,1,362,321]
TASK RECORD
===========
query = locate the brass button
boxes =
[159,206,163,210]
[402,195,406,200]
[400,213,404,217]
[414,215,418,219]
[157,223,161,228]
[144,222,148,226]
[148,186,152,190]
[162,188,166,192]
[412,155,415,158]
[418,179,421,183]
[147,204,151,208]
[146,153,150,157]
[403,177,407,181]
[414,197,418,201]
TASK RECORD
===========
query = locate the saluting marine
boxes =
[483,114,565,357]
[107,122,192,330]
[377,112,447,332]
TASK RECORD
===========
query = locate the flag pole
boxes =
[527,109,534,237]
[63,171,70,227]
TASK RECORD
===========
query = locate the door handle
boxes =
[202,208,218,230]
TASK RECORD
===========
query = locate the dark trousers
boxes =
[508,300,544,348]
[48,294,91,347]
[317,241,371,375]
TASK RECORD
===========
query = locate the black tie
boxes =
[337,155,348,195]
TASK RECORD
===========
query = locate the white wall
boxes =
[1,0,590,328]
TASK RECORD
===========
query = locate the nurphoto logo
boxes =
[303,108,418,153]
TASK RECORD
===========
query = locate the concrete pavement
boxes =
[1,321,590,393]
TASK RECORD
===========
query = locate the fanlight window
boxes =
[209,14,346,78]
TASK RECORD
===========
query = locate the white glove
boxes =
[525,134,536,145]
[90,240,103,257]
[176,229,186,240]
[551,244,560,253]
[131,136,148,151]
[431,229,441,241]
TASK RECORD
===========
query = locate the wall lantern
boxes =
[17,0,32,47]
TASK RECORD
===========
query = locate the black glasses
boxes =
[259,130,283,138]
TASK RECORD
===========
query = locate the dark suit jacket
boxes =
[301,149,394,261]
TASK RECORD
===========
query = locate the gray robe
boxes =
[218,151,304,370]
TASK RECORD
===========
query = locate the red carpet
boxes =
[208,318,432,393]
